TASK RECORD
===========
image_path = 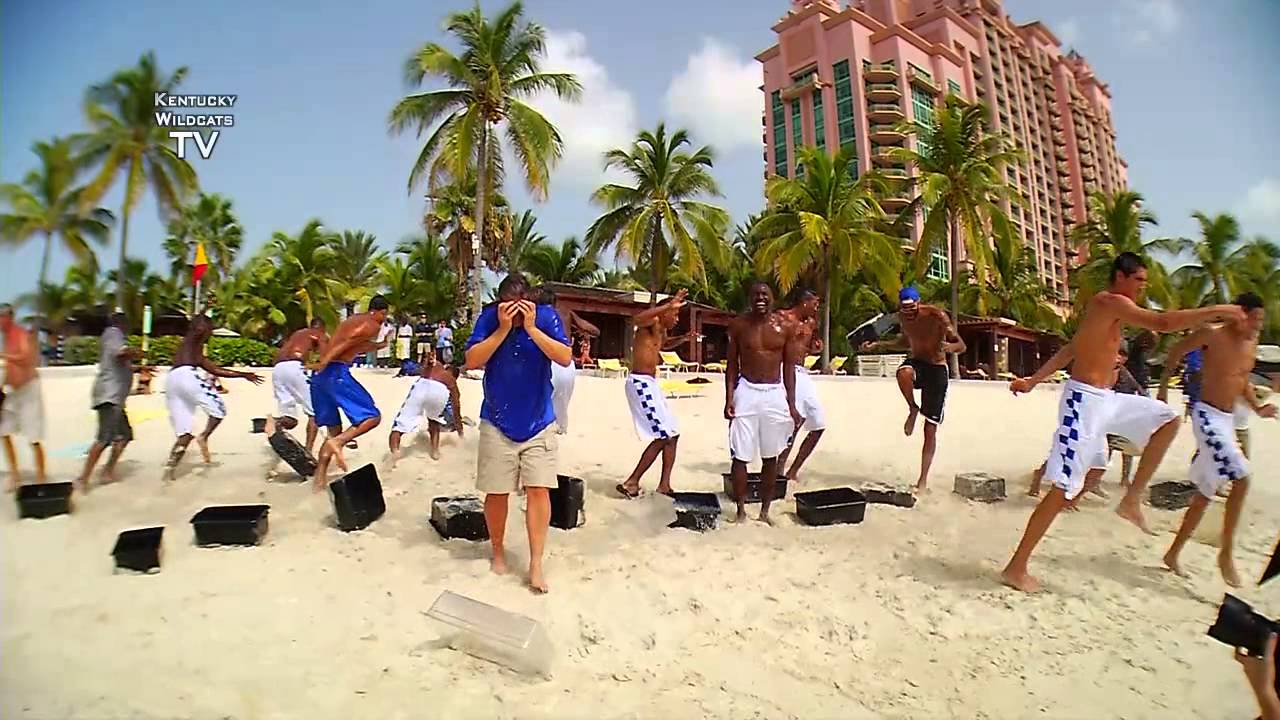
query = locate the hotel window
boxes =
[911,85,934,125]
[771,90,787,177]
[927,244,950,280]
[812,84,826,152]
[947,79,961,97]
[790,100,804,176]
[833,60,857,152]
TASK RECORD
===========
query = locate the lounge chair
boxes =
[830,356,848,375]
[659,378,707,399]
[660,351,700,372]
[702,360,727,373]
[803,355,819,372]
[598,358,628,377]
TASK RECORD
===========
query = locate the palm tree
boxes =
[396,235,459,319]
[1166,211,1252,305]
[1231,237,1280,342]
[77,52,199,310]
[425,174,511,313]
[524,236,599,285]
[1069,190,1177,307]
[0,138,113,317]
[893,96,1021,376]
[267,220,342,328]
[106,257,173,326]
[593,268,644,291]
[374,256,426,318]
[752,146,899,369]
[162,193,243,287]
[585,124,731,305]
[505,209,545,274]
[332,230,386,315]
[967,229,1058,330]
[390,1,582,319]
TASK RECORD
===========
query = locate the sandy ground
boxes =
[2,367,1279,719]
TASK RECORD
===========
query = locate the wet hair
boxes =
[535,285,557,305]
[0,303,12,318]
[1235,292,1264,312]
[497,273,530,301]
[1110,252,1146,282]
[310,317,325,329]
[789,287,819,306]
[367,295,389,312]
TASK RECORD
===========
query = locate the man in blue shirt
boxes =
[465,273,571,594]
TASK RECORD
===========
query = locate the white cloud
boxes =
[1237,177,1280,230]
[1055,18,1081,49]
[662,38,762,152]
[523,30,637,188]
[1124,0,1181,44]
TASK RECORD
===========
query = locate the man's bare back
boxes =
[275,327,327,364]
[173,333,210,368]
[320,314,382,365]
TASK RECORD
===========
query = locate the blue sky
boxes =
[2,0,1278,303]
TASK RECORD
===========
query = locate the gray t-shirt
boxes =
[91,326,132,407]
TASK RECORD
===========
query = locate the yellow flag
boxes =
[192,242,209,284]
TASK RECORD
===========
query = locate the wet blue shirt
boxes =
[466,304,569,442]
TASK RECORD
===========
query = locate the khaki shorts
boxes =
[475,421,558,494]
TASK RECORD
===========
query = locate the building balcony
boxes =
[780,74,825,101]
[882,195,911,211]
[908,67,940,95]
[1048,101,1061,116]
[872,147,899,166]
[868,103,905,121]
[880,167,909,179]
[866,82,901,101]
[864,62,898,82]
[870,124,906,143]
[1050,114,1063,130]
[1057,161,1070,176]
[1055,145,1068,161]
[1061,194,1075,207]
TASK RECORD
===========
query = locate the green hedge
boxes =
[59,335,276,367]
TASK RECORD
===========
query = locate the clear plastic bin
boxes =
[425,590,553,677]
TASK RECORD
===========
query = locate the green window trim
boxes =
[947,79,962,97]
[812,87,826,151]
[833,59,856,153]
[790,99,804,176]
[771,90,788,177]
[908,62,932,81]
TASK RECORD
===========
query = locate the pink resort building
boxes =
[757,0,1126,301]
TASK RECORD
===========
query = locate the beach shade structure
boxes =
[268,431,317,480]
[430,495,489,541]
[795,488,867,526]
[668,492,721,532]
[722,472,788,504]
[953,472,1006,503]
[425,590,554,677]
[16,482,74,519]
[549,475,585,530]
[329,463,386,532]
[846,312,900,349]
[1259,536,1280,587]
[190,505,270,546]
[112,527,164,573]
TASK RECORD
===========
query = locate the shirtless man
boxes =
[1,304,45,490]
[163,315,263,482]
[389,353,463,465]
[308,295,389,490]
[862,287,965,492]
[617,289,691,498]
[1159,293,1275,586]
[725,282,802,524]
[775,289,826,484]
[264,318,328,452]
[1000,253,1245,592]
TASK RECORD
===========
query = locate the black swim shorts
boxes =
[94,402,134,444]
[899,358,948,425]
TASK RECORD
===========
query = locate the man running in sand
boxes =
[389,353,462,465]
[1000,253,1245,592]
[78,311,140,493]
[775,289,826,484]
[726,282,802,525]
[1159,293,1275,586]
[308,296,390,490]
[465,272,571,594]
[263,318,328,452]
[1,304,46,490]
[163,316,263,482]
[617,288,692,498]
[862,287,965,492]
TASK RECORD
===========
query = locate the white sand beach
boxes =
[2,368,1278,719]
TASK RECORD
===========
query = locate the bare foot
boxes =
[915,481,929,494]
[75,476,91,494]
[162,464,177,483]
[904,406,919,436]
[1218,552,1242,587]
[1116,502,1156,535]
[99,469,121,486]
[1088,485,1110,499]
[528,566,548,594]
[756,512,775,526]
[1028,467,1045,497]
[490,556,509,576]
[734,508,748,524]
[320,438,348,473]
[196,436,212,464]
[428,446,440,461]
[1163,549,1189,578]
[1000,568,1043,593]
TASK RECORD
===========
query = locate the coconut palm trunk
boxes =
[116,203,132,312]
[822,259,833,372]
[471,123,490,322]
[948,212,961,379]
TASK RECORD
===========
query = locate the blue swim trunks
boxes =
[311,362,379,428]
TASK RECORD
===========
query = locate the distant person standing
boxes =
[465,273,571,594]
[1,304,46,490]
[435,320,454,365]
[77,312,141,492]
[396,318,413,363]
[414,314,433,364]
[376,318,395,368]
